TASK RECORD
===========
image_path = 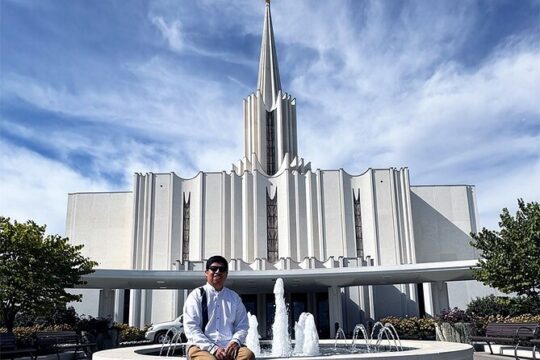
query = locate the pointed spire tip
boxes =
[257,0,281,108]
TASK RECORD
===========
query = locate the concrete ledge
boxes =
[473,343,539,359]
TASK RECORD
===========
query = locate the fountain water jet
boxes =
[271,278,292,357]
[384,323,403,351]
[301,313,319,356]
[352,324,371,351]
[245,312,261,357]
[293,313,308,355]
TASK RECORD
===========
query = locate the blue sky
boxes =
[1,0,539,235]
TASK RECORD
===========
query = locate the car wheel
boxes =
[154,331,170,344]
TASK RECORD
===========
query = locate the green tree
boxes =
[470,199,540,303]
[0,217,97,332]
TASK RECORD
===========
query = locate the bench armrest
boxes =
[515,326,535,340]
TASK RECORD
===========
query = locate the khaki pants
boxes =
[188,345,255,360]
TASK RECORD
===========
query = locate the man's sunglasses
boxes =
[208,266,228,273]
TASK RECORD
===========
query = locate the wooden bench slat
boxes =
[471,322,540,359]
[35,331,95,360]
[0,333,37,360]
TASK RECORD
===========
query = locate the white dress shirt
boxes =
[183,282,249,353]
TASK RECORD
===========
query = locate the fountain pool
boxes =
[93,339,473,360]
[93,278,472,359]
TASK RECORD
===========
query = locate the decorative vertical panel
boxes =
[182,193,190,262]
[266,111,276,175]
[266,188,278,263]
[353,189,364,258]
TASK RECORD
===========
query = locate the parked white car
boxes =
[145,315,186,343]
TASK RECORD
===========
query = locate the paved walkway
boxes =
[474,353,516,360]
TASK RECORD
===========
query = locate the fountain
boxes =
[158,328,185,357]
[293,313,308,355]
[246,312,261,356]
[300,313,319,356]
[271,278,292,357]
[93,278,473,359]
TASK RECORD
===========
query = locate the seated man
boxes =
[183,255,255,360]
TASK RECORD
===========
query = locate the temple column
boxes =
[129,289,141,328]
[423,282,449,316]
[98,288,115,319]
[113,289,124,323]
[328,285,343,339]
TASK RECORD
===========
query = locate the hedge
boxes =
[378,314,540,339]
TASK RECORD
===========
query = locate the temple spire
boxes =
[234,0,310,176]
[257,0,281,109]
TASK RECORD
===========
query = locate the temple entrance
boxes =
[241,291,331,339]
[316,292,330,339]
[241,294,258,317]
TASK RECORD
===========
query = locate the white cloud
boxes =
[475,158,540,230]
[0,143,111,235]
[277,2,540,230]
[2,0,539,234]
[150,16,184,52]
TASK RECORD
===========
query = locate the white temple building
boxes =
[66,2,491,338]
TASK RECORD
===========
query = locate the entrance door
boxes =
[290,293,307,338]
[241,294,257,317]
[265,294,275,339]
[316,292,329,339]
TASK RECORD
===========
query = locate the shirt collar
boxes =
[205,282,225,294]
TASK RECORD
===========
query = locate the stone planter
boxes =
[96,329,120,350]
[435,322,473,344]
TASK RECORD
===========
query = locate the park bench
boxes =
[0,332,36,360]
[470,323,539,359]
[531,338,540,360]
[35,331,95,360]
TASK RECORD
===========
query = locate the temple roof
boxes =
[79,259,478,292]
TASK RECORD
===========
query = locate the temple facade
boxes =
[66,2,485,337]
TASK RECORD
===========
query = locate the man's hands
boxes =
[213,347,227,360]
[213,341,239,360]
[225,341,240,359]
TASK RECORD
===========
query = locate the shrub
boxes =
[435,308,471,325]
[378,314,540,339]
[76,315,112,335]
[417,317,437,340]
[378,316,436,340]
[115,323,147,342]
[505,314,540,323]
[466,295,506,317]
[471,314,540,335]
[1,311,151,347]
[467,295,540,317]
[13,307,79,328]
[0,324,74,348]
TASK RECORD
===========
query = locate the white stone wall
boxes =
[129,168,414,266]
[410,185,479,263]
[66,191,133,269]
[66,169,483,327]
[123,168,421,325]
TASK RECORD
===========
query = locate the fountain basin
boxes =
[93,339,473,360]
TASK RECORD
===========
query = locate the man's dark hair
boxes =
[206,255,228,272]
